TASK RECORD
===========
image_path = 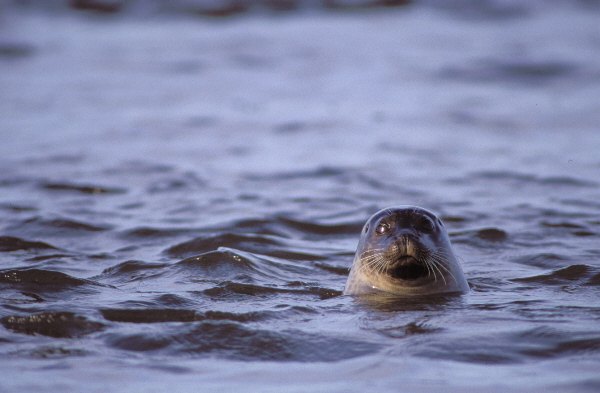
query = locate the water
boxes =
[1,1,600,392]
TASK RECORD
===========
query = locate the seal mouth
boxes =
[387,255,429,281]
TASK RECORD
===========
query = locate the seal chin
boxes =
[387,256,429,281]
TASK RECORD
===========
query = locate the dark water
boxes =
[2,1,600,392]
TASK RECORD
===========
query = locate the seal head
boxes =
[344,206,469,296]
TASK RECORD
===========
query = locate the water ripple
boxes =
[105,320,380,362]
[512,264,600,286]
[40,182,127,195]
[0,236,59,252]
[0,268,100,289]
[1,312,105,338]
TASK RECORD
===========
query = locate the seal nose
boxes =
[395,233,417,256]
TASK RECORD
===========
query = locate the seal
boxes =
[344,206,469,296]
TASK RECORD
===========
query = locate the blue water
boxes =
[1,1,600,392]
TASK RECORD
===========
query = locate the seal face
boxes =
[344,206,469,296]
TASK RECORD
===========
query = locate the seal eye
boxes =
[418,217,434,233]
[376,224,389,234]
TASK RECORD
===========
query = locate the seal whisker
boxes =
[375,259,388,276]
[360,253,384,261]
[376,254,391,275]
[430,254,458,285]
[431,255,459,285]
[433,249,455,259]
[427,257,447,285]
[357,254,386,270]
[360,254,386,266]
[422,260,435,282]
[359,248,387,259]
[417,254,435,281]
[422,258,433,279]
[360,254,387,276]
[370,260,387,277]
[427,260,441,283]
[359,255,379,265]
[359,249,386,260]
[429,261,440,283]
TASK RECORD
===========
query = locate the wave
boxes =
[165,232,329,262]
[40,182,126,195]
[512,264,600,286]
[104,319,380,361]
[165,233,280,258]
[0,268,94,286]
[440,59,581,86]
[448,171,598,188]
[99,308,278,323]
[200,280,341,300]
[450,227,508,248]
[1,312,105,338]
[6,218,111,238]
[0,236,59,252]
[415,325,600,364]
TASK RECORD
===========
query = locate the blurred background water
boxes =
[1,1,600,392]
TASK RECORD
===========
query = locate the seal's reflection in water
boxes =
[351,291,464,313]
[352,292,466,345]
